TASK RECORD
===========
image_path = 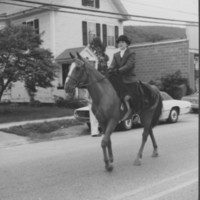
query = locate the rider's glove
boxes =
[107,68,114,74]
[107,68,120,75]
[113,68,119,74]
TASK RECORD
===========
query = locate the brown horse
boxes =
[64,52,163,171]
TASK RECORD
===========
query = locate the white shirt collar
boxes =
[120,48,127,58]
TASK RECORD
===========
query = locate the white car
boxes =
[74,91,191,131]
[159,91,191,123]
[182,92,199,112]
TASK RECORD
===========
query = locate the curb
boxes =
[0,116,75,148]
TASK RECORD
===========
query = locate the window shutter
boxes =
[34,19,39,34]
[115,26,119,48]
[82,0,86,6]
[102,24,107,47]
[96,23,101,39]
[95,0,100,8]
[82,21,88,46]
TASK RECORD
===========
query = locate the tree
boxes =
[89,37,109,75]
[0,24,57,102]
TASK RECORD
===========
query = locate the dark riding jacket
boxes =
[109,48,137,83]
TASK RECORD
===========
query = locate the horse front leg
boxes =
[101,119,118,172]
[101,137,113,172]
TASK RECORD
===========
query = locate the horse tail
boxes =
[151,92,163,127]
[138,82,163,127]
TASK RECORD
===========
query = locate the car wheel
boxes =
[120,118,133,130]
[192,108,198,113]
[168,108,179,123]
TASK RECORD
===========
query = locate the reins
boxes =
[78,76,107,87]
[67,70,107,88]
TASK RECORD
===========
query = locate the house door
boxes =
[62,63,70,87]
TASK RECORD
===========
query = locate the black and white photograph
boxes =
[0,0,198,199]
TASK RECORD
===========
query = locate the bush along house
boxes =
[0,0,129,103]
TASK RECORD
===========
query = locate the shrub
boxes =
[55,96,88,108]
[149,70,193,99]
[29,100,41,107]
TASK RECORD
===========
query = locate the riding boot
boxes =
[122,95,132,120]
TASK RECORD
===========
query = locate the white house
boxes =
[0,0,129,102]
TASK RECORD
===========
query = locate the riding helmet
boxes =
[116,35,131,45]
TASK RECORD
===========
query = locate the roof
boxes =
[56,47,85,62]
[0,0,129,20]
[130,39,188,48]
[111,0,129,20]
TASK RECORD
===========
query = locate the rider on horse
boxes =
[108,35,140,119]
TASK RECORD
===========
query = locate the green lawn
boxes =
[0,104,74,124]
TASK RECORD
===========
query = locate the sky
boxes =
[121,0,198,26]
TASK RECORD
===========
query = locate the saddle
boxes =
[108,74,157,112]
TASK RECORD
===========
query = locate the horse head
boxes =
[64,52,88,93]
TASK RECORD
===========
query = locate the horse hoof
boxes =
[134,159,141,166]
[152,151,159,157]
[105,164,113,172]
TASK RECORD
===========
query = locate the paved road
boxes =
[0,114,198,200]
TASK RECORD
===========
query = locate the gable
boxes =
[56,46,97,62]
[56,47,85,62]
[0,0,129,20]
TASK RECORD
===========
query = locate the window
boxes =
[22,19,39,34]
[82,21,101,46]
[107,26,115,47]
[83,22,119,47]
[88,22,96,44]
[102,24,119,48]
[83,0,94,7]
[82,0,99,8]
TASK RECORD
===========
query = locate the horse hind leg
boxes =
[134,127,149,166]
[149,128,159,157]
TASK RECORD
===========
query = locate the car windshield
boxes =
[160,91,173,100]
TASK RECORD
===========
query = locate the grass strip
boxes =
[0,119,89,140]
